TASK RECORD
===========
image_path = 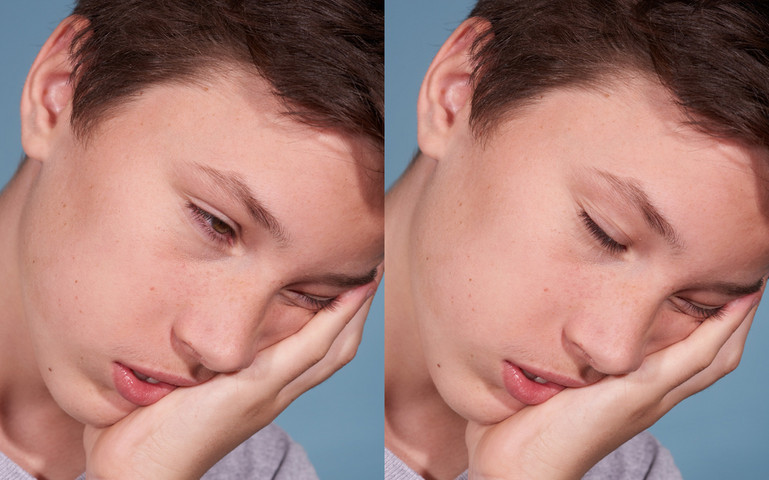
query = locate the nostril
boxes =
[171,327,204,363]
[190,364,218,383]
[564,331,645,376]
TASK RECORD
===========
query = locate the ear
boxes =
[20,16,85,162]
[416,18,489,161]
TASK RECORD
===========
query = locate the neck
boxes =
[384,155,469,480]
[0,159,85,479]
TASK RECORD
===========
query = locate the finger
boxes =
[639,292,760,403]
[253,280,377,391]
[280,287,375,401]
[664,300,758,403]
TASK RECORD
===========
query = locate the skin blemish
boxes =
[150,286,155,291]
[437,363,441,368]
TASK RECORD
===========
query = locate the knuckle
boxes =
[689,350,714,375]
[338,343,360,367]
[306,344,329,366]
[721,351,742,374]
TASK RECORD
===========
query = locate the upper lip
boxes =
[121,363,207,387]
[512,362,595,388]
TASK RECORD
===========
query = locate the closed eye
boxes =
[285,290,339,312]
[579,210,626,254]
[671,297,725,320]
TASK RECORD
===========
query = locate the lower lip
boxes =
[502,362,565,405]
[112,363,175,407]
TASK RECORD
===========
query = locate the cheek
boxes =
[252,305,315,353]
[645,310,701,355]
[17,188,179,368]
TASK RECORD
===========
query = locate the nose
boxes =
[172,291,265,374]
[563,295,656,376]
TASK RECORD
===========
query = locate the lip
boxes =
[112,363,197,407]
[514,363,591,389]
[120,363,201,387]
[502,361,585,405]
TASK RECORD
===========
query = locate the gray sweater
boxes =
[0,423,318,480]
[385,431,682,480]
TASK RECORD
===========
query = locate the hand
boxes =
[466,292,762,480]
[83,274,380,480]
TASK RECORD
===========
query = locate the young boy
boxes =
[385,1,769,479]
[0,1,383,478]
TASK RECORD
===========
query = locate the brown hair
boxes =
[467,0,769,149]
[68,0,383,151]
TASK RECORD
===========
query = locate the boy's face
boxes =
[18,73,383,427]
[410,77,769,425]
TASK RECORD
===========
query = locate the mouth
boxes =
[521,368,549,384]
[112,363,194,407]
[131,370,162,384]
[501,361,571,406]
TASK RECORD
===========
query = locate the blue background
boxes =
[0,2,382,479]
[385,0,769,478]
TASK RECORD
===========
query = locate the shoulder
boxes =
[203,423,318,480]
[583,431,682,480]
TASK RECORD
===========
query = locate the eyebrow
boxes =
[699,278,765,297]
[190,163,289,244]
[305,267,380,289]
[591,169,683,249]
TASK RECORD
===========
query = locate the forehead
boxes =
[470,76,767,195]
[89,70,381,186]
[73,70,383,255]
[447,76,769,266]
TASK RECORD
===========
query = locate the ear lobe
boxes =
[20,16,85,162]
[417,18,489,161]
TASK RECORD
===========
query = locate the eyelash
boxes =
[578,210,728,320]
[290,291,339,312]
[187,202,236,246]
[677,299,726,320]
[580,210,627,254]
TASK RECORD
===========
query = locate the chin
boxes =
[48,379,135,428]
[439,381,524,426]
